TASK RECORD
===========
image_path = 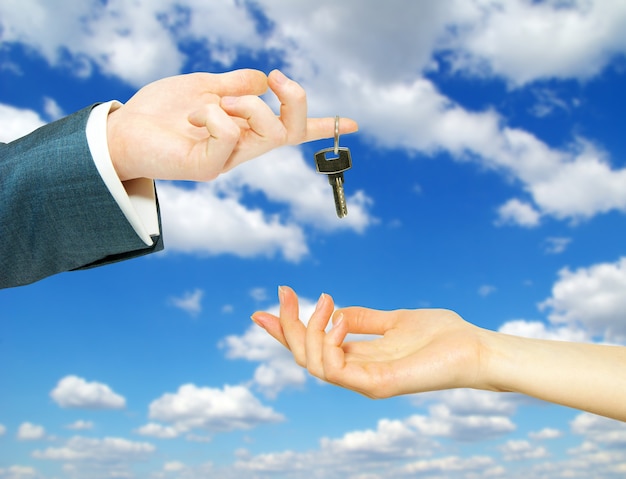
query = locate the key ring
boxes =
[334,115,340,155]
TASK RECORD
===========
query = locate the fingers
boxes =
[268,69,359,145]
[220,95,288,150]
[277,286,308,367]
[250,312,289,349]
[305,293,335,379]
[199,69,269,97]
[268,69,308,144]
[303,117,359,143]
[187,105,241,180]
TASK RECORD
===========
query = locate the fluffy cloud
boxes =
[499,439,549,461]
[401,455,498,475]
[0,465,38,478]
[539,257,626,342]
[157,146,374,262]
[0,424,5,436]
[134,422,179,439]
[17,423,45,441]
[496,199,541,228]
[32,436,155,462]
[221,295,331,398]
[64,420,94,431]
[169,288,204,317]
[0,0,252,86]
[0,104,45,143]
[529,427,562,440]
[498,319,590,342]
[446,0,626,85]
[50,375,126,409]
[147,383,284,433]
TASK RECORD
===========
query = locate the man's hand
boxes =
[107,69,358,182]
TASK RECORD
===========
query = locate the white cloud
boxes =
[261,2,626,225]
[418,389,519,418]
[249,287,268,302]
[50,375,126,409]
[32,436,155,462]
[320,417,437,460]
[148,383,284,433]
[478,284,497,297]
[496,199,541,228]
[570,412,626,447]
[446,0,626,85]
[42,97,64,121]
[498,319,589,342]
[157,181,309,262]
[0,465,38,478]
[499,439,549,461]
[221,296,323,398]
[0,424,5,436]
[163,461,186,472]
[17,423,45,441]
[169,289,204,317]
[529,427,562,440]
[408,404,516,441]
[401,455,496,475]
[544,237,572,255]
[64,420,94,431]
[0,104,45,143]
[539,257,626,342]
[134,422,179,439]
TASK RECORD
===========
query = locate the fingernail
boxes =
[314,293,326,313]
[278,285,286,304]
[272,69,287,84]
[332,312,344,329]
[251,314,267,329]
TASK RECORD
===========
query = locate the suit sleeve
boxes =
[0,105,164,289]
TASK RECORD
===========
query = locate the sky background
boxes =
[2,0,626,478]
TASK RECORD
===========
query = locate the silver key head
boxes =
[314,147,352,174]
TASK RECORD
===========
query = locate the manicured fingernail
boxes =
[314,293,326,313]
[332,312,344,328]
[251,314,267,329]
[278,285,286,304]
[272,69,287,84]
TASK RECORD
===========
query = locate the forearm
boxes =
[483,331,626,421]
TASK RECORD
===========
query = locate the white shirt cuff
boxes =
[85,101,160,246]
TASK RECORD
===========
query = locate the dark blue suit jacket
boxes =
[0,105,163,288]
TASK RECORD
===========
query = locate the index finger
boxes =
[199,69,269,97]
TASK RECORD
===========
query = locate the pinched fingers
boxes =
[277,286,308,367]
[268,69,308,144]
[268,69,359,145]
[304,293,335,379]
[218,94,289,170]
[187,104,241,181]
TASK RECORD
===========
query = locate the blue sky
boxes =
[2,1,626,478]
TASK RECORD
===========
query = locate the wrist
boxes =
[106,104,132,182]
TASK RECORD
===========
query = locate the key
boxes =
[314,146,352,218]
[314,116,352,218]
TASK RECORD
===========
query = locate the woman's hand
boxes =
[251,286,489,398]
